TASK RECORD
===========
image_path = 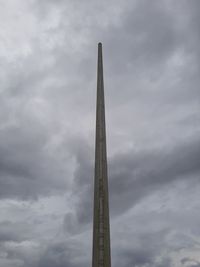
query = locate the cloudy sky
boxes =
[0,0,200,266]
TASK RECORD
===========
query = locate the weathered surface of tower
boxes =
[92,43,111,267]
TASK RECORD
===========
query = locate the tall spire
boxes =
[92,43,111,267]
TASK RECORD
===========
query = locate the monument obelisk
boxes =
[92,43,111,267]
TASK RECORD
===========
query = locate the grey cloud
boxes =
[0,0,200,266]
[105,0,180,73]
[38,242,76,267]
[63,136,94,232]
[112,228,172,267]
[7,239,88,267]
[0,121,73,200]
[181,258,200,267]
[100,0,200,115]
[120,249,154,266]
[0,221,31,243]
[103,0,200,74]
[108,137,200,216]
[70,136,200,227]
[63,212,79,235]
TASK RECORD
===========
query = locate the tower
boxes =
[92,43,111,267]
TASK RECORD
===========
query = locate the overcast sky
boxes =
[0,0,200,266]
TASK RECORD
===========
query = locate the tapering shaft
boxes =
[92,43,111,267]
